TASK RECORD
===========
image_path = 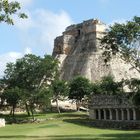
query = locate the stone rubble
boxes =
[0,118,5,127]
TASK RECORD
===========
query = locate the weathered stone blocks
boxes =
[52,19,140,82]
[0,118,5,127]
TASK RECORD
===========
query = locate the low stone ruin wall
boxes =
[0,119,5,127]
[89,120,140,129]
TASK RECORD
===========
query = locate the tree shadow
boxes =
[100,133,140,140]
[56,112,88,119]
[0,113,30,123]
[63,118,103,129]
[63,118,140,130]
[0,133,140,140]
[0,135,97,140]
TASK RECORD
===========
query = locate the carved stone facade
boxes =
[52,19,140,82]
[89,95,140,129]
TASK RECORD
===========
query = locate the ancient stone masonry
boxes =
[52,19,140,82]
[87,88,140,129]
[89,95,140,129]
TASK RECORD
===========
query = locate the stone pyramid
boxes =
[52,19,140,82]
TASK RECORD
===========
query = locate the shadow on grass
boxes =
[55,112,88,119]
[63,118,99,128]
[0,133,140,140]
[63,118,140,130]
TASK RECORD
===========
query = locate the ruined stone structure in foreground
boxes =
[89,95,140,129]
[53,19,140,82]
[89,95,139,121]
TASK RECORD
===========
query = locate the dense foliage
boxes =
[125,78,140,105]
[51,79,69,113]
[100,16,140,105]
[0,0,27,25]
[91,76,123,95]
[1,54,59,119]
[69,76,91,110]
[101,16,140,72]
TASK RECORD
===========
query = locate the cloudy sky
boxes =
[0,0,140,76]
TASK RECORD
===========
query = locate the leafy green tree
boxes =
[126,78,140,105]
[90,82,103,95]
[4,54,59,119]
[0,78,6,109]
[0,0,27,25]
[36,87,52,112]
[51,79,69,113]
[91,76,123,95]
[128,78,140,92]
[100,76,123,95]
[101,16,140,72]
[69,76,91,111]
[4,87,21,118]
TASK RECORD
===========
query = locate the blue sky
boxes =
[0,0,140,76]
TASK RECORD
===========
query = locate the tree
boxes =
[125,78,140,105]
[101,16,140,72]
[69,76,91,111]
[51,79,69,114]
[4,87,21,118]
[90,82,103,95]
[100,76,123,95]
[0,0,27,25]
[36,87,52,112]
[0,78,6,109]
[3,54,59,119]
[91,76,123,95]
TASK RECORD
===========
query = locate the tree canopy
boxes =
[91,76,123,95]
[51,79,69,113]
[0,0,27,25]
[2,54,59,119]
[69,76,91,110]
[101,16,140,72]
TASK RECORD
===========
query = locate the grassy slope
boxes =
[0,112,140,140]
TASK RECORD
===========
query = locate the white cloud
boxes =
[25,47,32,54]
[15,10,34,30]
[9,0,33,7]
[15,9,74,54]
[0,2,73,76]
[35,9,74,53]
[0,52,22,77]
[9,52,22,58]
[109,19,126,26]
[0,48,32,77]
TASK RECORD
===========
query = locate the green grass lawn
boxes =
[0,112,140,140]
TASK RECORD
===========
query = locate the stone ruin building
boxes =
[89,95,140,128]
[53,19,140,128]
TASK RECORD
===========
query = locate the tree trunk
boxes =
[12,105,15,118]
[10,108,12,115]
[76,100,80,111]
[31,109,35,121]
[30,105,35,121]
[56,99,60,114]
[25,103,30,116]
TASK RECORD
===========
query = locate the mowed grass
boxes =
[0,112,140,140]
